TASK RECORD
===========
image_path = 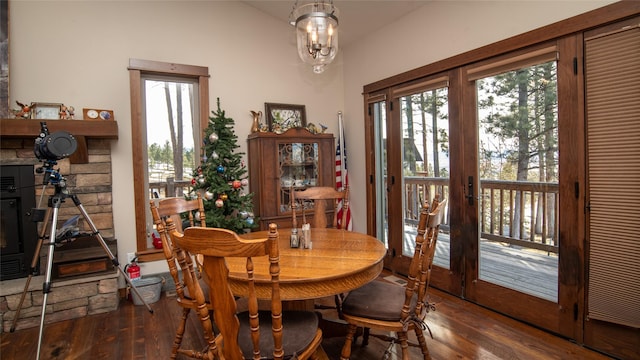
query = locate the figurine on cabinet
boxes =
[250,110,262,133]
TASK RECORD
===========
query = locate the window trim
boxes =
[128,59,209,261]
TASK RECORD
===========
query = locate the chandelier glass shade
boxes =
[290,1,339,74]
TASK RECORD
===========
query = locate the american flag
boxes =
[335,135,352,230]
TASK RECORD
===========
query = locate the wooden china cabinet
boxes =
[247,128,335,230]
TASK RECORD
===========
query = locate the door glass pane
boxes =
[144,77,199,245]
[399,88,450,268]
[373,101,388,248]
[476,61,559,302]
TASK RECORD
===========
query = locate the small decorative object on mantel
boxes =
[12,101,32,119]
[250,110,262,133]
[31,102,64,119]
[265,102,306,134]
[83,108,114,121]
[59,104,76,120]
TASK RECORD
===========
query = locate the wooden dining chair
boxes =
[291,185,351,313]
[339,195,447,360]
[168,221,325,360]
[292,186,349,229]
[149,195,215,360]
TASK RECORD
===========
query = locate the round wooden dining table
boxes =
[228,228,387,301]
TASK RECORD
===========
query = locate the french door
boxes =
[461,42,572,336]
[365,40,582,339]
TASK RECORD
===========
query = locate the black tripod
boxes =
[10,162,154,360]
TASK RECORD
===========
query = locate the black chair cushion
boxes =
[182,278,211,303]
[236,310,319,360]
[341,280,417,322]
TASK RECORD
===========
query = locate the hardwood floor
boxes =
[1,283,613,360]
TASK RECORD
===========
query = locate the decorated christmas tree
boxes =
[191,98,256,233]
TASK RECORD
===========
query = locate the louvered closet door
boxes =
[585,24,640,329]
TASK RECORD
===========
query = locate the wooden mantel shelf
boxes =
[1,119,118,163]
[0,119,118,139]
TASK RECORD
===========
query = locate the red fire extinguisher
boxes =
[125,258,141,282]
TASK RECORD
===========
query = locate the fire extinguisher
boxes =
[125,258,141,282]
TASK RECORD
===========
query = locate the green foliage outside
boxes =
[148,141,194,170]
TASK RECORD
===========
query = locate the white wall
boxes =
[341,0,616,232]
[7,0,616,277]
[8,0,344,276]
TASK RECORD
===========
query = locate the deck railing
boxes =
[149,177,193,199]
[404,177,559,254]
[150,176,559,254]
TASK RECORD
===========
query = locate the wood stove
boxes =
[0,165,39,280]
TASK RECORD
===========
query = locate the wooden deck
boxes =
[404,228,559,302]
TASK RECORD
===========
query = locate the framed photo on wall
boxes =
[265,103,306,134]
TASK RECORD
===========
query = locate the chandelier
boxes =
[289,0,339,74]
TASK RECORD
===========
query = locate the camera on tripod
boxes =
[34,121,78,162]
[13,127,153,354]
[34,122,78,187]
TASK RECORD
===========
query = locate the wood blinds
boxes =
[585,24,640,328]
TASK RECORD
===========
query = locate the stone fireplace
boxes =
[0,119,120,332]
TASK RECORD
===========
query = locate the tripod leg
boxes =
[71,195,154,313]
[10,207,52,333]
[36,206,61,360]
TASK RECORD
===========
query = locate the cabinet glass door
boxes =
[278,142,319,214]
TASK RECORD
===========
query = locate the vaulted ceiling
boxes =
[242,1,430,47]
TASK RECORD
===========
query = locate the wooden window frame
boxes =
[128,59,209,262]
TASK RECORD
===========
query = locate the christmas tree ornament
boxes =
[241,178,249,186]
[246,217,254,225]
[191,178,197,185]
[202,155,208,163]
[240,210,249,219]
[211,151,219,160]
[198,177,206,184]
[232,180,242,189]
[209,132,219,142]
[215,199,224,208]
[195,211,201,221]
[205,191,214,200]
[220,193,228,201]
[216,164,225,173]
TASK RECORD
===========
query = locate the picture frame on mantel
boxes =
[31,102,63,119]
[265,102,306,134]
[83,108,114,121]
